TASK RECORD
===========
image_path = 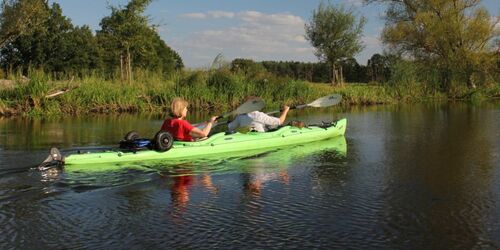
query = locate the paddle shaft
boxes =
[265,94,341,115]
[266,104,307,115]
[197,94,341,128]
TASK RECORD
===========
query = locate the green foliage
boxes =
[334,84,393,104]
[0,0,182,78]
[0,99,7,111]
[230,59,368,83]
[377,0,499,91]
[0,0,48,49]
[96,0,182,76]
[387,60,417,87]
[386,60,425,100]
[1,68,498,117]
[231,58,267,78]
[207,69,241,102]
[305,2,366,84]
[98,0,153,56]
[261,61,328,82]
[366,53,395,83]
[340,57,368,83]
[0,69,338,116]
[470,91,486,103]
[0,2,102,76]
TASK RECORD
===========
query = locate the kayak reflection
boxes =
[156,136,347,220]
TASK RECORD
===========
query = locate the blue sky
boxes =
[50,0,498,68]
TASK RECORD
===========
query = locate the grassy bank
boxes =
[0,70,498,117]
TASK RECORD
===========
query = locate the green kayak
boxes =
[64,135,347,173]
[60,118,346,166]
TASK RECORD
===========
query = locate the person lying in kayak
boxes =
[228,98,290,132]
[161,97,218,141]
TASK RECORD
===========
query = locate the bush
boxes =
[387,60,427,100]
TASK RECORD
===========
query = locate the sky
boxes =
[49,0,498,68]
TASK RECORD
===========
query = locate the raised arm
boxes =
[278,105,290,125]
[190,116,217,138]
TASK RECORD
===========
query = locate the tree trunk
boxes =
[339,65,344,86]
[331,63,336,86]
[127,46,132,85]
[120,55,124,81]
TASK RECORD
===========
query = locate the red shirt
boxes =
[161,118,195,141]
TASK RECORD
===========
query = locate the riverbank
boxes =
[0,70,498,117]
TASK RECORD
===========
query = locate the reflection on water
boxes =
[0,102,499,248]
[165,173,219,223]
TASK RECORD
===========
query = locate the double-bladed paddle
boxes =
[224,94,343,134]
[266,94,342,115]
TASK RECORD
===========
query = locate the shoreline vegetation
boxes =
[0,69,498,117]
[0,0,498,118]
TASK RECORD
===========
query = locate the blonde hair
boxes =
[170,97,189,118]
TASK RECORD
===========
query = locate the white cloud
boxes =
[207,11,235,18]
[238,11,304,26]
[238,11,263,22]
[180,12,207,19]
[173,11,317,67]
[171,10,386,67]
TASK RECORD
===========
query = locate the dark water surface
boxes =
[0,102,499,249]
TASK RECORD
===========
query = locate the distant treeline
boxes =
[0,1,183,79]
[231,55,394,83]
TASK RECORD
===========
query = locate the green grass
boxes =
[0,69,498,117]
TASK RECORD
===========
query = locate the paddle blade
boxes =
[307,94,342,108]
[232,97,265,116]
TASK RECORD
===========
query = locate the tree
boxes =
[151,33,183,72]
[0,0,47,49]
[97,0,182,82]
[0,2,102,75]
[366,53,394,83]
[231,58,266,76]
[340,57,363,82]
[371,0,499,90]
[305,2,366,86]
[97,0,153,82]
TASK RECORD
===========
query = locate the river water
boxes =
[0,102,499,249]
